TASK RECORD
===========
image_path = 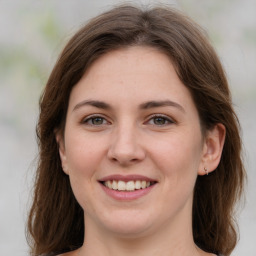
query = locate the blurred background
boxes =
[0,0,255,255]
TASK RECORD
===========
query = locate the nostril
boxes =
[107,140,146,165]
[110,157,118,162]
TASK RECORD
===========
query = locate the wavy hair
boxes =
[27,5,245,256]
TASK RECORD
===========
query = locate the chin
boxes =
[106,223,152,238]
[98,209,155,237]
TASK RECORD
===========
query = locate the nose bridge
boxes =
[107,119,145,165]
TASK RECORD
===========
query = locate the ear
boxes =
[198,123,226,176]
[55,130,69,175]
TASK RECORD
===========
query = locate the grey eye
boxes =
[153,117,168,125]
[147,115,174,126]
[83,116,108,125]
[91,117,105,125]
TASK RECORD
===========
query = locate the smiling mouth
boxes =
[100,180,157,192]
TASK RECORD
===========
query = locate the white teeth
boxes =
[106,180,112,189]
[103,180,152,191]
[135,180,141,189]
[126,181,135,191]
[141,181,146,189]
[117,181,126,191]
[112,180,118,190]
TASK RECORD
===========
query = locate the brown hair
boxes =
[27,5,245,256]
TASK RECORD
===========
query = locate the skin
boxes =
[57,46,225,256]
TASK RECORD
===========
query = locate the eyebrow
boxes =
[73,100,111,111]
[139,100,185,113]
[73,99,185,113]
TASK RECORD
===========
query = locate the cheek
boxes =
[65,132,104,175]
[149,131,203,179]
[64,136,104,210]
[150,134,202,212]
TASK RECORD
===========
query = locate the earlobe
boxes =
[55,131,69,175]
[198,123,226,176]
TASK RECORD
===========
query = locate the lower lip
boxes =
[100,183,156,201]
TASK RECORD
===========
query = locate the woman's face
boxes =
[58,46,210,237]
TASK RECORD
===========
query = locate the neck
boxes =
[79,229,199,256]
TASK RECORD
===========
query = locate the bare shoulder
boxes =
[57,250,78,256]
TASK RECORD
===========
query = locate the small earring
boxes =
[204,167,208,175]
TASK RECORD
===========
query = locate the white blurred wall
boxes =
[0,0,255,255]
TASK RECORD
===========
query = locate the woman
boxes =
[27,5,245,256]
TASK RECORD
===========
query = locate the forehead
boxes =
[78,46,170,86]
[68,46,195,112]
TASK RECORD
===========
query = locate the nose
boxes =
[107,124,146,166]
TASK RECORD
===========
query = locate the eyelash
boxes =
[146,114,175,126]
[81,114,175,127]
[82,115,110,126]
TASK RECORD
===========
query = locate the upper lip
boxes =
[99,174,157,182]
